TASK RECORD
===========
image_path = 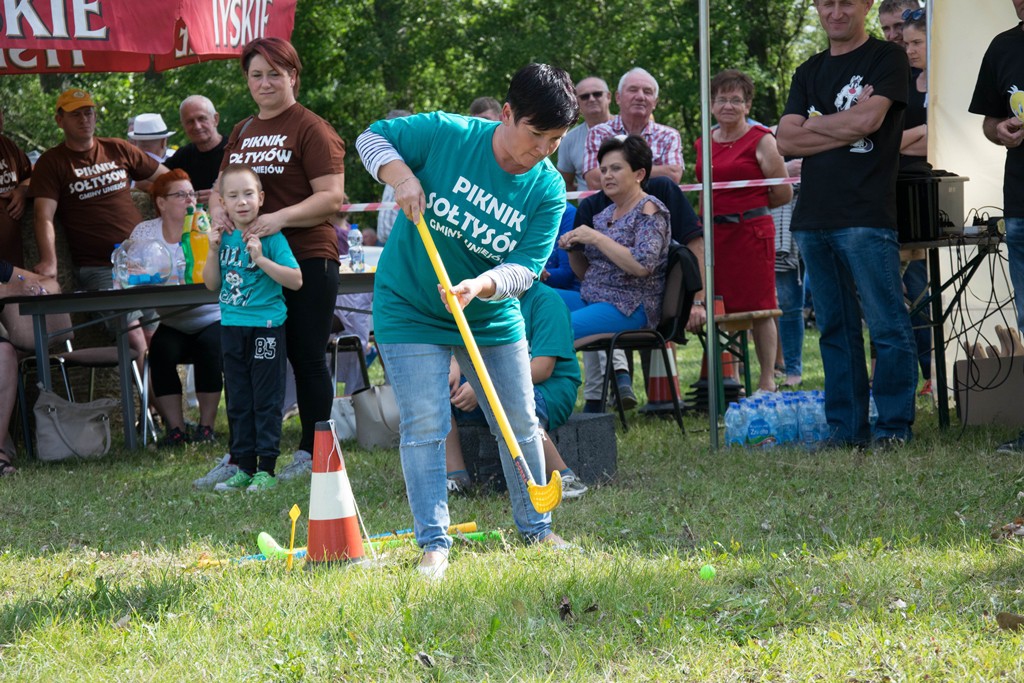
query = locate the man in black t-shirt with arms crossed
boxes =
[777,0,916,451]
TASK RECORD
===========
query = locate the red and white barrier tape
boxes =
[338,176,798,213]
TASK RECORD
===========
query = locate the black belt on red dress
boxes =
[712,206,771,224]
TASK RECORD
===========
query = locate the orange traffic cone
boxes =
[639,342,681,416]
[698,347,741,384]
[306,421,365,566]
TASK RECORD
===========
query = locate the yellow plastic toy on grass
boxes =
[414,216,561,513]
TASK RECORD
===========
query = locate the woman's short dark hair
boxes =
[242,38,302,98]
[710,69,754,102]
[505,63,579,131]
[596,135,653,188]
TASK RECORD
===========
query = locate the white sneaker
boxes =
[192,454,238,489]
[415,552,449,581]
[561,473,589,499]
[276,450,313,481]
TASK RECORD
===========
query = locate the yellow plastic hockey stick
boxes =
[415,216,561,512]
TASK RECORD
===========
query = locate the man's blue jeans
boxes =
[775,268,804,377]
[379,341,551,554]
[1005,217,1024,332]
[794,228,917,444]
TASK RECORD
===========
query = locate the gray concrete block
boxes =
[549,412,617,483]
[458,412,617,488]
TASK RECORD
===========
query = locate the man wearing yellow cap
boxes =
[30,88,168,360]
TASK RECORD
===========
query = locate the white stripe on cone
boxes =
[309,469,357,520]
[647,343,680,402]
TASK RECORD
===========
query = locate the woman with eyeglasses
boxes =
[695,69,793,393]
[130,169,223,448]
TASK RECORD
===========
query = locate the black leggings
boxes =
[149,322,223,397]
[284,258,339,453]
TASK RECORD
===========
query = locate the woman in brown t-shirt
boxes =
[210,38,346,477]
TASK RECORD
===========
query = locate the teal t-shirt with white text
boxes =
[217,230,298,328]
[370,112,566,346]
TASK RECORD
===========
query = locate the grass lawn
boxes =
[4,330,1024,681]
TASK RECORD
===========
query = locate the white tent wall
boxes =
[930,0,1012,212]
[930,0,1017,397]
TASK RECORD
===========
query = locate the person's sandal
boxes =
[0,449,17,476]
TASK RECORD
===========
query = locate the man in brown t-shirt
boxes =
[31,88,168,361]
[0,108,32,268]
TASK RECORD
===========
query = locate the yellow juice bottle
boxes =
[181,205,196,283]
[187,207,211,284]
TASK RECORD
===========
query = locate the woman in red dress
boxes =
[696,69,793,392]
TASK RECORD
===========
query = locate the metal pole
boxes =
[698,0,720,448]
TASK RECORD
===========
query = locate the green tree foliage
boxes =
[0,0,825,205]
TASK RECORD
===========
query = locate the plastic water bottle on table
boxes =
[111,242,128,290]
[348,227,365,273]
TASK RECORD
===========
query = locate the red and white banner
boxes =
[0,0,297,74]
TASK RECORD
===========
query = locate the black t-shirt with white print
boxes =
[970,23,1024,217]
[783,37,908,231]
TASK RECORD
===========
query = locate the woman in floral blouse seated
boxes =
[556,135,671,410]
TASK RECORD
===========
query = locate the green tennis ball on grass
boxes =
[699,564,716,581]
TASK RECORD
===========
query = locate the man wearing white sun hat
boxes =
[129,112,176,164]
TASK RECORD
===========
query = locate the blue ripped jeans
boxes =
[379,340,551,553]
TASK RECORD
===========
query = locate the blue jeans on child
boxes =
[379,340,551,554]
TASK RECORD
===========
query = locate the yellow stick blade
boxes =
[528,470,563,513]
[289,504,301,522]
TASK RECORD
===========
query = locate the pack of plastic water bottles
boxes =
[724,390,878,449]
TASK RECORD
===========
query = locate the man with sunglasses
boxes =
[971,0,1024,454]
[777,0,915,451]
[31,88,169,364]
[557,76,612,192]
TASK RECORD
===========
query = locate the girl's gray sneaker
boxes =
[276,450,313,481]
[192,454,238,489]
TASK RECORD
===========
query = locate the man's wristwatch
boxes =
[692,300,705,308]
